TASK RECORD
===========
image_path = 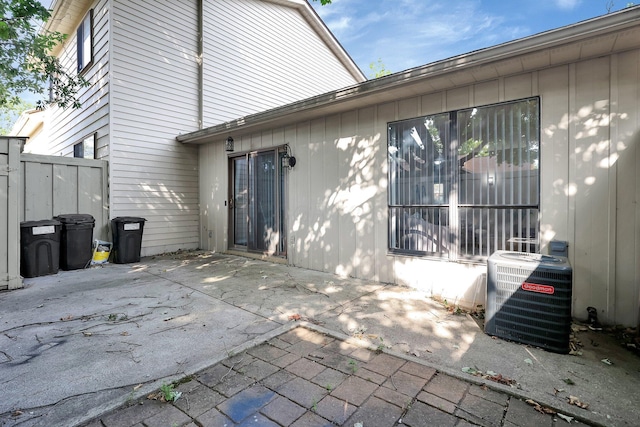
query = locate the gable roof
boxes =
[9,108,44,137]
[44,0,365,81]
[265,0,364,82]
[178,5,640,145]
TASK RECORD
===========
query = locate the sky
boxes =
[12,0,635,111]
[310,0,636,77]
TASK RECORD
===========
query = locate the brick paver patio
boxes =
[82,327,592,427]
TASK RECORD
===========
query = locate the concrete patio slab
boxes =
[1,251,638,426]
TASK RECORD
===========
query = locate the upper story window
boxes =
[388,97,540,262]
[74,134,95,159]
[77,10,93,73]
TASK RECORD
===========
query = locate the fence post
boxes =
[1,137,24,290]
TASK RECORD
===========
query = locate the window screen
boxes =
[388,97,540,260]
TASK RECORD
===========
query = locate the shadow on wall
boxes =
[291,124,386,282]
[289,121,491,311]
[110,3,201,256]
[288,96,638,327]
[612,128,640,327]
[541,99,637,326]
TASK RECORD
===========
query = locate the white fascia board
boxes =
[9,108,44,137]
[177,5,640,145]
[44,0,93,56]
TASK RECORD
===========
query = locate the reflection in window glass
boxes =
[73,134,95,159]
[233,157,248,246]
[388,98,539,260]
[77,10,93,73]
[457,99,539,257]
[388,113,450,256]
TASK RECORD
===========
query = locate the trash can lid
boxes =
[20,219,61,228]
[54,214,95,224]
[112,216,146,223]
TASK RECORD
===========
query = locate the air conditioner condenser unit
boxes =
[485,251,572,353]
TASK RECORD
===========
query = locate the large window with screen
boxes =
[388,97,539,260]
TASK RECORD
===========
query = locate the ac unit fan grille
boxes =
[486,252,572,353]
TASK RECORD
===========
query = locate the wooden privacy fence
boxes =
[0,136,109,290]
[1,138,22,290]
[20,154,109,234]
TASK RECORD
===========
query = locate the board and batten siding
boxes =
[202,0,362,127]
[110,0,200,255]
[42,0,110,161]
[200,50,640,327]
[613,50,640,328]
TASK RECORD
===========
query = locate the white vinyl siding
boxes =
[45,0,109,160]
[40,0,362,258]
[111,0,200,255]
[202,0,361,126]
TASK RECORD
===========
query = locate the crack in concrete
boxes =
[0,322,56,336]
[105,348,141,363]
[149,323,194,336]
[0,350,12,363]
[0,379,151,425]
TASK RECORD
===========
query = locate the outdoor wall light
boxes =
[225,136,234,152]
[281,144,296,169]
[282,153,297,169]
[488,175,495,186]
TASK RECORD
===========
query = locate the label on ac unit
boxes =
[522,282,555,295]
[124,223,140,231]
[32,225,55,235]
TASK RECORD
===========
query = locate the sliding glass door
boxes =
[229,149,286,256]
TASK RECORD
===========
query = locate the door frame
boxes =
[228,147,287,257]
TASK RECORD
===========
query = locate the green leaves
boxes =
[0,20,10,39]
[1,0,86,109]
[0,97,34,135]
[369,58,392,79]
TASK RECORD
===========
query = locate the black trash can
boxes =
[55,214,95,270]
[111,217,146,263]
[20,219,62,278]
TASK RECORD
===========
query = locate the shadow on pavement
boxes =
[1,251,638,426]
